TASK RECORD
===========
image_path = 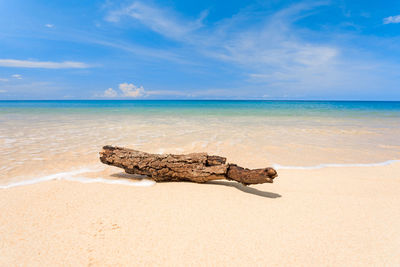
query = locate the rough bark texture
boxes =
[100,145,277,185]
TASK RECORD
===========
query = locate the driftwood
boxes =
[100,146,278,185]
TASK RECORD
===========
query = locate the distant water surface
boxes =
[1,100,400,117]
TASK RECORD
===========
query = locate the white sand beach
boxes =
[1,162,399,266]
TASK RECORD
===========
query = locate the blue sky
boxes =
[0,0,400,100]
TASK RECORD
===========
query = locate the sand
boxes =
[1,162,400,266]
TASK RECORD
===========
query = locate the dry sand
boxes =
[1,163,400,266]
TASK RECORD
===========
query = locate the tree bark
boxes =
[99,145,277,185]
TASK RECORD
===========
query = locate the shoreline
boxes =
[1,158,399,189]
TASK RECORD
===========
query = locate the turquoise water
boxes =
[1,100,400,117]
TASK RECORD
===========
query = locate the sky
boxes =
[0,0,400,100]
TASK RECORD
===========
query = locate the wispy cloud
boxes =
[195,2,349,94]
[0,90,7,93]
[104,2,342,91]
[45,24,55,28]
[106,2,207,40]
[383,15,400,24]
[12,74,22,79]
[0,78,9,82]
[0,59,91,69]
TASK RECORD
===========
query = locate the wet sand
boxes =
[1,162,399,266]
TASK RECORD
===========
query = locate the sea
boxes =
[1,100,399,187]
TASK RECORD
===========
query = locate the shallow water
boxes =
[1,100,399,186]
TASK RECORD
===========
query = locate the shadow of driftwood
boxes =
[110,172,148,179]
[205,180,281,199]
[110,172,281,198]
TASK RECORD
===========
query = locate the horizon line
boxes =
[1,99,400,102]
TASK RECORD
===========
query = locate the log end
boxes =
[226,164,278,185]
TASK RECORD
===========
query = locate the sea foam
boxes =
[0,168,155,189]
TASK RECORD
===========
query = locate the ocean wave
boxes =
[0,168,155,189]
[273,159,400,170]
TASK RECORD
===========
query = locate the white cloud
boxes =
[0,89,7,93]
[383,15,400,24]
[0,59,91,69]
[119,82,145,97]
[12,74,22,79]
[98,83,147,98]
[106,2,206,40]
[201,2,343,94]
[0,78,8,82]
[45,24,54,28]
[103,88,118,97]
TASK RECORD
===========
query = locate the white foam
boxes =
[273,159,400,170]
[0,168,155,189]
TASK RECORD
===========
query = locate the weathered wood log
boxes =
[99,146,278,185]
